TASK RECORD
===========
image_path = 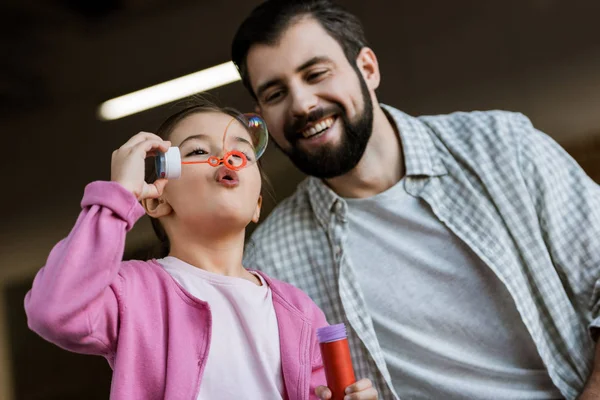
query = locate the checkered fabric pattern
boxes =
[243,104,600,399]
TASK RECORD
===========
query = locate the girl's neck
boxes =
[167,227,260,285]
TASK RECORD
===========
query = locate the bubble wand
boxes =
[155,113,268,179]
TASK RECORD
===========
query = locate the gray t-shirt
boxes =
[346,178,562,399]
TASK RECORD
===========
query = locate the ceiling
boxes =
[1,0,600,282]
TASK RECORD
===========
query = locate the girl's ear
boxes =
[142,197,173,218]
[251,195,262,223]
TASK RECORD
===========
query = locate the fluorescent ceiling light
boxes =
[98,61,241,121]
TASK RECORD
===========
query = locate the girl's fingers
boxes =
[132,139,171,158]
[344,379,377,400]
[344,387,378,400]
[120,131,166,150]
[346,379,373,393]
[140,179,169,200]
[315,386,332,400]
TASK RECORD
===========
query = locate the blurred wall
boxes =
[1,0,600,398]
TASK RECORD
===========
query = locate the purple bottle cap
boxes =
[317,323,347,343]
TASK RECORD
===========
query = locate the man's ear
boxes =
[356,47,381,91]
[142,196,173,218]
[251,195,263,223]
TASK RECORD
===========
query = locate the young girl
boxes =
[24,98,377,400]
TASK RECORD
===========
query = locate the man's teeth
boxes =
[301,117,335,138]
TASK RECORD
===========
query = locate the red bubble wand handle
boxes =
[317,324,356,400]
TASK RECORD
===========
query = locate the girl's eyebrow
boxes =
[178,133,255,151]
[177,133,210,147]
[231,136,254,148]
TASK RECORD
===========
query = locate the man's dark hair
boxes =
[231,0,368,98]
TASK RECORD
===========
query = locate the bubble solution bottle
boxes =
[316,323,356,400]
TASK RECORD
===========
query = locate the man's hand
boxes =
[315,378,378,400]
[579,339,600,399]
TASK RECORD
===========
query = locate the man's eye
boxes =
[307,70,327,81]
[265,90,283,103]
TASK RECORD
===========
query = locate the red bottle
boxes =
[317,323,356,400]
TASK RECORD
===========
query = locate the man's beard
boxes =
[280,71,374,179]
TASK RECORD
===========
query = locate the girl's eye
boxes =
[241,152,254,162]
[229,152,254,163]
[232,153,248,160]
[187,148,208,157]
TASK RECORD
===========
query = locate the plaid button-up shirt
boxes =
[243,105,600,399]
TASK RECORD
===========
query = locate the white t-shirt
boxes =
[346,179,562,399]
[158,256,284,400]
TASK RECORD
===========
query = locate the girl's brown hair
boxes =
[144,95,271,258]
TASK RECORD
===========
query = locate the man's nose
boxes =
[289,85,318,118]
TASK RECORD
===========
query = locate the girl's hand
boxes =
[111,132,171,200]
[315,378,378,400]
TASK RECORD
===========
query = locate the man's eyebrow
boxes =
[255,56,333,99]
[296,56,332,72]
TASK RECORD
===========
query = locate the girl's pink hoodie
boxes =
[25,181,328,399]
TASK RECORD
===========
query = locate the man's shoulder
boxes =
[412,110,537,165]
[418,109,533,140]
